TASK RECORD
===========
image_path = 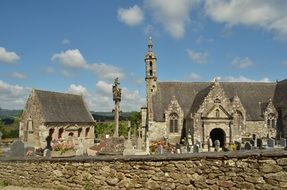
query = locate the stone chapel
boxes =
[19,89,95,148]
[141,37,287,148]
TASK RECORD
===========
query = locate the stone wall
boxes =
[1,150,287,189]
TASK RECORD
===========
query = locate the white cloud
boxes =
[11,72,26,79]
[88,63,124,80]
[214,76,271,82]
[118,5,144,26]
[232,57,253,69]
[51,49,124,80]
[121,87,145,111]
[187,49,209,64]
[62,38,71,45]
[204,0,287,39]
[67,81,144,112]
[185,72,201,81]
[51,49,87,68]
[0,47,20,64]
[61,70,73,77]
[67,84,88,96]
[0,80,31,109]
[145,0,199,39]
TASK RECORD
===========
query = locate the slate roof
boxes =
[152,81,277,122]
[34,89,95,123]
[274,79,287,112]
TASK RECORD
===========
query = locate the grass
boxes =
[0,180,10,187]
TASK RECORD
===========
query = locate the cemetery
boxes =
[0,38,287,189]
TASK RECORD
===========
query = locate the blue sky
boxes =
[0,0,287,111]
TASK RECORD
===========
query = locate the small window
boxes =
[216,109,220,118]
[58,128,64,139]
[169,113,179,133]
[68,132,74,137]
[149,70,153,76]
[149,61,152,67]
[85,127,90,137]
[78,128,82,137]
[267,113,276,128]
[49,128,54,136]
[214,98,221,103]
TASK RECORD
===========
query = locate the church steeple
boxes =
[145,36,157,81]
[145,37,157,121]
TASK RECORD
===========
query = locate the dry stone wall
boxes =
[1,150,287,190]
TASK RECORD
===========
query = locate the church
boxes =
[141,37,287,148]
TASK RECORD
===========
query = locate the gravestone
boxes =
[257,139,263,149]
[280,138,286,147]
[252,134,257,147]
[267,138,275,148]
[136,136,143,150]
[10,140,25,157]
[123,123,135,156]
[180,145,187,154]
[156,145,165,155]
[194,144,199,153]
[234,141,241,151]
[43,149,51,158]
[214,140,220,152]
[208,138,212,152]
[244,142,252,150]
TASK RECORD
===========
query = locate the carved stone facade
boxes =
[142,38,287,146]
[19,89,95,148]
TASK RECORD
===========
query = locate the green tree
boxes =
[128,111,141,136]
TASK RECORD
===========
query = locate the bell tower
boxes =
[145,37,157,121]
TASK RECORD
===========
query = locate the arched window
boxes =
[58,128,64,139]
[149,69,153,76]
[236,111,244,128]
[49,128,54,137]
[149,61,152,67]
[78,128,82,137]
[267,113,276,128]
[85,127,90,137]
[169,113,179,133]
[216,109,220,118]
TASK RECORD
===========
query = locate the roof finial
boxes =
[148,36,153,52]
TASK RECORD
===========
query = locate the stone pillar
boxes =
[114,101,120,137]
[112,78,122,137]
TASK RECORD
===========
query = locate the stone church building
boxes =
[142,37,287,148]
[19,89,95,148]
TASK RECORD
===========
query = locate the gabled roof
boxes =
[152,81,277,121]
[33,89,95,123]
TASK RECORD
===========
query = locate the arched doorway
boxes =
[210,128,226,147]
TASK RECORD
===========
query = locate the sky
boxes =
[0,0,287,112]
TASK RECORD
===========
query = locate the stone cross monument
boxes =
[112,77,122,137]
